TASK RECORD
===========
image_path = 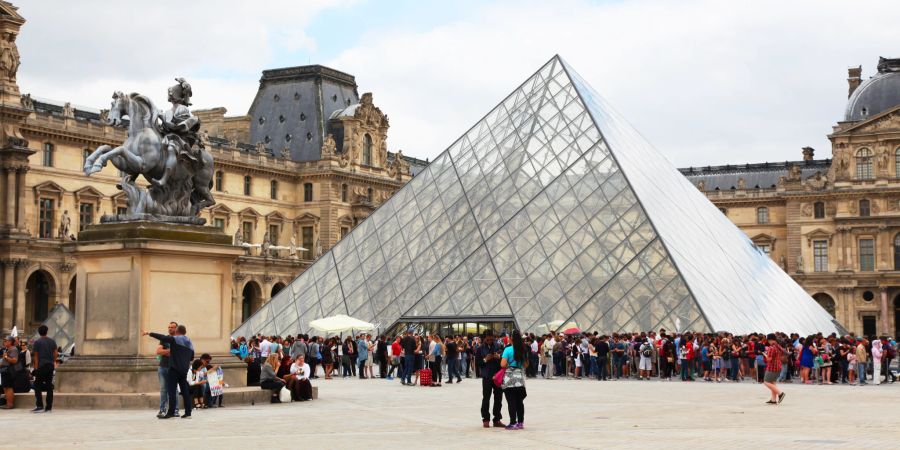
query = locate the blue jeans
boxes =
[403,355,415,384]
[157,366,168,413]
[447,358,460,381]
[681,359,692,380]
[858,363,867,383]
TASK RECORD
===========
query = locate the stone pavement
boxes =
[7,376,896,449]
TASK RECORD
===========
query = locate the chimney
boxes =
[802,147,814,162]
[848,66,862,98]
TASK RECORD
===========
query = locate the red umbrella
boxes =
[562,327,581,335]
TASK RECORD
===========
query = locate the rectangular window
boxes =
[42,143,53,167]
[859,238,875,271]
[79,203,94,231]
[243,176,251,196]
[341,184,348,203]
[213,218,225,230]
[756,207,768,224]
[116,206,128,216]
[341,227,349,239]
[38,198,54,239]
[268,224,280,246]
[304,183,313,202]
[813,240,828,272]
[813,202,825,219]
[270,180,278,200]
[302,226,314,260]
[242,221,253,244]
[215,171,223,192]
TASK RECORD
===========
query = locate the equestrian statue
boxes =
[83,78,215,224]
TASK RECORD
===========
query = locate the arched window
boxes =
[363,134,373,166]
[42,142,54,167]
[859,199,870,217]
[856,148,873,180]
[894,234,900,270]
[341,183,348,203]
[214,171,223,192]
[813,201,825,219]
[270,180,278,200]
[756,207,768,224]
[243,175,252,196]
[303,183,313,202]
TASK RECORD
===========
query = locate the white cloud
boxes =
[329,0,900,166]
[14,0,354,114]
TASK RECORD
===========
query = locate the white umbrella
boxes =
[309,314,375,333]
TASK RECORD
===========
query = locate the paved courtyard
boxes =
[8,377,896,449]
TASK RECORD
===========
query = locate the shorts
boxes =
[763,371,779,383]
[703,360,712,371]
[639,358,652,371]
[0,370,14,388]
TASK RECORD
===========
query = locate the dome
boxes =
[844,57,900,122]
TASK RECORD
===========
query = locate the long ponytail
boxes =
[512,330,524,365]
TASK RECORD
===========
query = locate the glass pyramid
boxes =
[233,56,841,337]
[29,304,76,356]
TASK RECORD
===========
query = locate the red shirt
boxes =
[765,344,782,373]
[391,341,401,357]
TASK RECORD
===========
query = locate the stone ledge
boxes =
[75,221,232,245]
[15,386,318,409]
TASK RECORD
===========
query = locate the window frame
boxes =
[859,199,870,217]
[270,179,278,200]
[243,175,252,196]
[813,240,828,272]
[303,183,313,202]
[856,148,873,180]
[301,226,314,260]
[42,142,54,167]
[859,238,875,271]
[78,202,94,231]
[756,207,769,224]
[363,134,373,166]
[38,198,54,239]
[215,171,224,192]
[813,201,825,219]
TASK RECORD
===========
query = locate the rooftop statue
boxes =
[83,78,215,224]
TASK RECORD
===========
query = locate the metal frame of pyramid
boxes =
[233,56,841,338]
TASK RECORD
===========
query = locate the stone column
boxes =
[880,287,889,335]
[15,167,27,230]
[5,167,16,230]
[14,261,26,331]
[1,262,12,330]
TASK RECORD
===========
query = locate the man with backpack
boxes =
[638,339,653,380]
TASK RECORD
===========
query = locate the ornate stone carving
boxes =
[737,177,746,189]
[321,133,336,157]
[62,102,74,118]
[353,92,388,128]
[228,137,238,149]
[888,198,899,212]
[233,229,243,246]
[83,79,215,224]
[848,201,858,215]
[0,31,20,82]
[801,203,812,217]
[696,180,705,191]
[232,272,247,281]
[280,146,290,159]
[379,141,387,167]
[872,200,880,215]
[58,210,71,240]
[263,274,274,283]
[796,253,804,273]
[833,151,851,180]
[786,164,802,181]
[876,146,890,173]
[805,171,827,190]
[19,93,32,109]
[254,141,265,154]
[98,108,109,122]
[57,262,74,272]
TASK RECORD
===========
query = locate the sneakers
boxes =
[386,376,394,381]
[505,423,518,430]
[158,414,175,420]
[515,423,524,430]
[777,392,785,404]
[181,413,192,419]
[31,407,44,413]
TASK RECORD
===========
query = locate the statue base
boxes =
[59,221,244,396]
[101,213,206,225]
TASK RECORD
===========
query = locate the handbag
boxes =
[279,386,292,403]
[501,366,525,390]
[492,368,506,388]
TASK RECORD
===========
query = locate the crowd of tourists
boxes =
[0,325,59,412]
[232,329,897,387]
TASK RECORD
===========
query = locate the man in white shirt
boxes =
[260,337,271,358]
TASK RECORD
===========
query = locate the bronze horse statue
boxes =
[84,91,215,218]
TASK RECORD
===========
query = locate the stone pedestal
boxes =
[58,221,245,394]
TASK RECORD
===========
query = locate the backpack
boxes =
[641,344,652,358]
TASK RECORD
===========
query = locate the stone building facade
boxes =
[682,57,900,338]
[0,1,425,334]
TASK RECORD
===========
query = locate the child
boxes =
[188,360,208,409]
[847,349,857,385]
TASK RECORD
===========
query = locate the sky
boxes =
[12,0,900,167]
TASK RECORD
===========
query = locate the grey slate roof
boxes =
[248,65,359,162]
[679,159,831,191]
[845,70,900,122]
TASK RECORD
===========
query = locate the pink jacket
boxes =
[872,340,883,362]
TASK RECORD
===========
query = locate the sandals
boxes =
[765,400,777,404]
[777,392,786,404]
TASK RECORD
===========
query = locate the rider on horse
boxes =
[156,77,203,187]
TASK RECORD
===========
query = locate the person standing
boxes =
[376,336,388,379]
[153,322,178,417]
[32,325,58,413]
[871,338,883,386]
[289,335,307,361]
[308,337,320,379]
[400,331,416,386]
[0,337,18,410]
[445,337,461,383]
[762,334,785,404]
[855,339,868,385]
[476,330,504,428]
[500,330,527,430]
[143,324,195,419]
[357,334,369,379]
